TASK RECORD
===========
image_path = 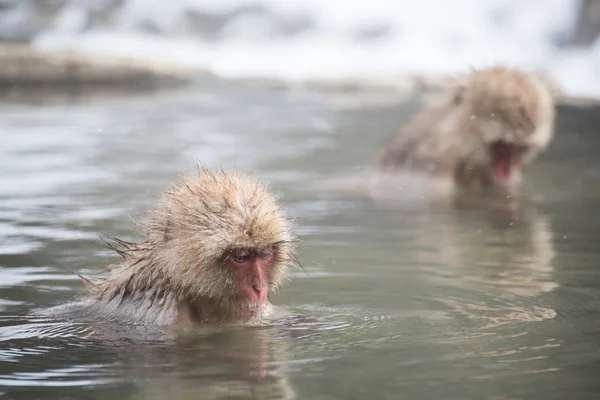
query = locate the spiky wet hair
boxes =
[90,168,296,305]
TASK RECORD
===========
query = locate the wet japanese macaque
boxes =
[375,67,556,199]
[73,168,296,326]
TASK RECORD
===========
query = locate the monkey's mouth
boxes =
[488,140,526,182]
[237,302,268,317]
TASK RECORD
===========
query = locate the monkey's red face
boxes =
[226,247,274,317]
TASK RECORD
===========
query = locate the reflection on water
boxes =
[110,326,298,400]
[408,208,558,298]
[1,84,600,398]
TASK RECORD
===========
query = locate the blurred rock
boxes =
[0,42,205,91]
[275,73,599,108]
[565,0,600,46]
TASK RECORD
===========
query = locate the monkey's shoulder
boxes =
[376,109,459,173]
[43,293,179,326]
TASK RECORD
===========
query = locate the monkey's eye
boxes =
[231,249,252,263]
[257,248,273,260]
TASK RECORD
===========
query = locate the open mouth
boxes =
[489,140,526,182]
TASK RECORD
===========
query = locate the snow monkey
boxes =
[64,168,297,326]
[375,66,556,198]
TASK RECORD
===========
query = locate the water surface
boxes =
[1,82,600,399]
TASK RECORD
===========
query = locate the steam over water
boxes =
[4,0,599,97]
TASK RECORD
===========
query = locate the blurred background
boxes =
[0,0,599,97]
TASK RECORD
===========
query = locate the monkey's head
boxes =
[147,168,296,317]
[457,67,555,190]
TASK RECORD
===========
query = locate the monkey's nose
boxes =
[251,283,269,302]
[252,283,265,294]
